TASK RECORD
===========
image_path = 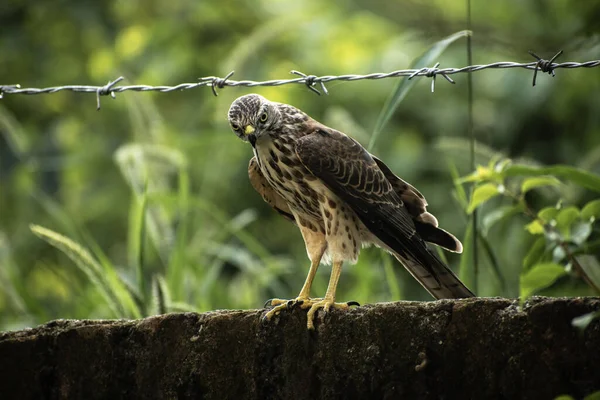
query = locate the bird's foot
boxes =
[262,296,314,322]
[305,298,360,330]
[263,297,359,328]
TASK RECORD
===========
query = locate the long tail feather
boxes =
[392,247,474,299]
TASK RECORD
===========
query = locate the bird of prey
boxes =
[227,94,474,329]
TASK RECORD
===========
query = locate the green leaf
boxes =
[576,255,600,293]
[555,206,580,238]
[505,164,600,193]
[585,391,600,400]
[525,220,545,235]
[554,396,575,400]
[523,237,547,271]
[520,262,567,300]
[572,311,600,332]
[467,183,500,214]
[369,30,470,150]
[30,224,140,318]
[581,199,600,220]
[482,204,523,235]
[521,176,561,194]
[583,391,600,400]
[571,221,592,245]
[538,206,560,223]
[448,161,468,209]
[459,219,475,289]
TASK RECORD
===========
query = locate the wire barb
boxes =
[96,77,124,110]
[528,50,563,87]
[210,71,235,96]
[1,54,598,105]
[0,84,21,99]
[291,70,328,95]
[408,63,455,92]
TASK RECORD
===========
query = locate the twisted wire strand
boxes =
[1,54,598,109]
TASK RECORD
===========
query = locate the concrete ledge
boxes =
[1,297,599,399]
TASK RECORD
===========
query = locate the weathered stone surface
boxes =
[1,297,599,399]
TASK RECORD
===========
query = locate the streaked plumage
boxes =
[228,94,474,329]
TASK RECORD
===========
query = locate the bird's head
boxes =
[227,94,281,145]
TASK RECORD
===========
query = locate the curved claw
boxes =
[264,299,274,308]
[347,301,360,307]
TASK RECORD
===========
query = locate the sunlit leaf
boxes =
[555,206,580,238]
[467,183,500,214]
[525,220,545,235]
[538,206,560,223]
[520,262,567,300]
[369,30,471,150]
[521,176,561,194]
[581,199,600,221]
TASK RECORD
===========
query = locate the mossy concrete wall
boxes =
[1,297,599,399]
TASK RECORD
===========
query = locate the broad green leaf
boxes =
[521,176,561,194]
[538,206,560,223]
[523,237,547,271]
[467,183,500,214]
[555,206,580,238]
[571,221,592,245]
[369,30,471,150]
[525,220,545,235]
[554,396,575,400]
[505,164,600,193]
[482,204,523,234]
[581,199,600,220]
[520,262,567,300]
[572,311,600,331]
[576,255,600,293]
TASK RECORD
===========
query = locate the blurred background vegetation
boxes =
[1,0,599,332]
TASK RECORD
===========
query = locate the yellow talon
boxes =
[305,299,354,330]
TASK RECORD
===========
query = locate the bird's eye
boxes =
[259,113,268,123]
[231,124,240,131]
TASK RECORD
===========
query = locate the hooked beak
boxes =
[244,125,255,135]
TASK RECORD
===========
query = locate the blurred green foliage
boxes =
[1,0,599,331]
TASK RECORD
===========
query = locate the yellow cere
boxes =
[244,125,255,135]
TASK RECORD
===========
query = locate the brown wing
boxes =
[295,124,473,299]
[248,157,295,223]
[373,157,463,253]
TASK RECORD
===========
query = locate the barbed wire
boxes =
[1,51,598,110]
